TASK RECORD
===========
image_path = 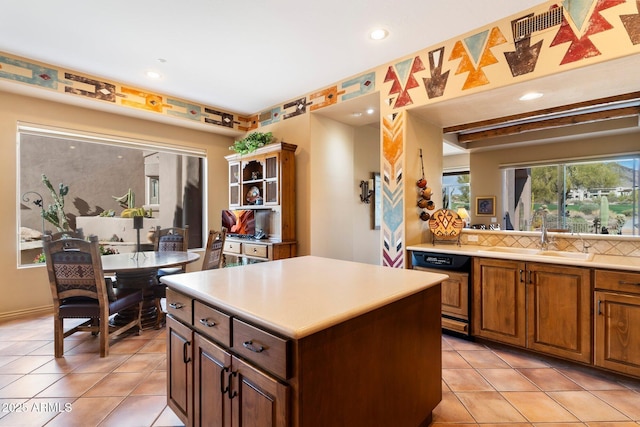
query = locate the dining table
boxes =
[101,251,200,329]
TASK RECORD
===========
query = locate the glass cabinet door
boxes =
[229,162,240,206]
[264,154,279,204]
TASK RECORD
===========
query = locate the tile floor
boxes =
[0,314,639,427]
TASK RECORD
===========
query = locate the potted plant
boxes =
[229,132,275,155]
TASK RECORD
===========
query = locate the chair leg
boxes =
[54,316,64,358]
[154,297,166,329]
[99,316,109,357]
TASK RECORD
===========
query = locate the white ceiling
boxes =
[1,0,543,116]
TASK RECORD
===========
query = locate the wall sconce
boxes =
[360,179,374,204]
[457,207,470,228]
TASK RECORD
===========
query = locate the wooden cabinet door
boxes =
[194,333,232,427]
[595,291,640,377]
[230,356,289,427]
[167,317,193,426]
[473,258,526,346]
[527,263,592,363]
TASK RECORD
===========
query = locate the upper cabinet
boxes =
[225,142,297,242]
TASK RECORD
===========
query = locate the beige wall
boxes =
[469,131,640,226]
[353,125,381,265]
[405,112,444,247]
[1,91,233,319]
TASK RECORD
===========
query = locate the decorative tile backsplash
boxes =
[459,230,640,257]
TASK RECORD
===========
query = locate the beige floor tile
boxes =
[31,354,95,374]
[46,396,124,427]
[84,372,149,397]
[502,391,580,422]
[0,374,64,398]
[433,391,476,423]
[443,336,488,351]
[493,348,552,368]
[442,368,494,391]
[478,369,540,391]
[518,368,584,391]
[139,339,166,354]
[98,395,167,427]
[37,372,107,398]
[442,350,472,368]
[73,354,129,373]
[152,405,184,427]
[0,356,19,369]
[456,391,528,423]
[131,371,166,396]
[0,341,50,356]
[114,353,165,373]
[108,338,153,355]
[458,350,511,368]
[0,375,22,389]
[0,355,52,374]
[590,390,640,419]
[557,367,629,391]
[548,391,630,422]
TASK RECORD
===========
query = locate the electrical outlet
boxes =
[467,235,479,242]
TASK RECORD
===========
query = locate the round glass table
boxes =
[102,251,200,328]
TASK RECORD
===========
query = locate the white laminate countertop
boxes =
[160,255,447,339]
[406,243,640,272]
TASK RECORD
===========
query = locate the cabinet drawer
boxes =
[243,243,268,258]
[224,241,241,254]
[193,301,231,346]
[166,288,192,325]
[595,269,640,294]
[232,318,289,380]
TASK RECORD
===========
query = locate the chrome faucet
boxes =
[535,209,550,250]
[573,231,591,253]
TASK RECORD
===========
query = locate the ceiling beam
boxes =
[455,106,640,144]
[443,91,640,136]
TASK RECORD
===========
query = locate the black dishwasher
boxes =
[409,251,472,337]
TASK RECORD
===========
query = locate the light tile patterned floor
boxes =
[1,314,639,426]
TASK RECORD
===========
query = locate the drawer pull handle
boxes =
[169,302,184,309]
[183,341,191,364]
[220,366,229,395]
[242,340,265,353]
[199,318,216,327]
[619,280,640,286]
[228,371,238,400]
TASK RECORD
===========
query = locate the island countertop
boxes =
[160,255,448,339]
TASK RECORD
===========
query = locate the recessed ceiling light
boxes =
[352,112,363,117]
[519,92,543,101]
[366,108,375,115]
[146,70,162,79]
[370,28,389,40]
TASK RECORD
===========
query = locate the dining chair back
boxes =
[43,235,143,357]
[153,226,189,253]
[46,228,84,241]
[202,229,226,271]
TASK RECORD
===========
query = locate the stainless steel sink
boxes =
[477,246,594,261]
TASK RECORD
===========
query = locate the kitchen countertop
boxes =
[407,243,640,272]
[160,255,448,339]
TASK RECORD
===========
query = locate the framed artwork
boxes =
[475,196,496,216]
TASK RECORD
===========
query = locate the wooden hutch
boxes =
[223,142,296,262]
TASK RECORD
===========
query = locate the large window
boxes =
[503,156,639,235]
[18,124,206,266]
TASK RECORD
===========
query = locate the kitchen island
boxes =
[161,255,447,427]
